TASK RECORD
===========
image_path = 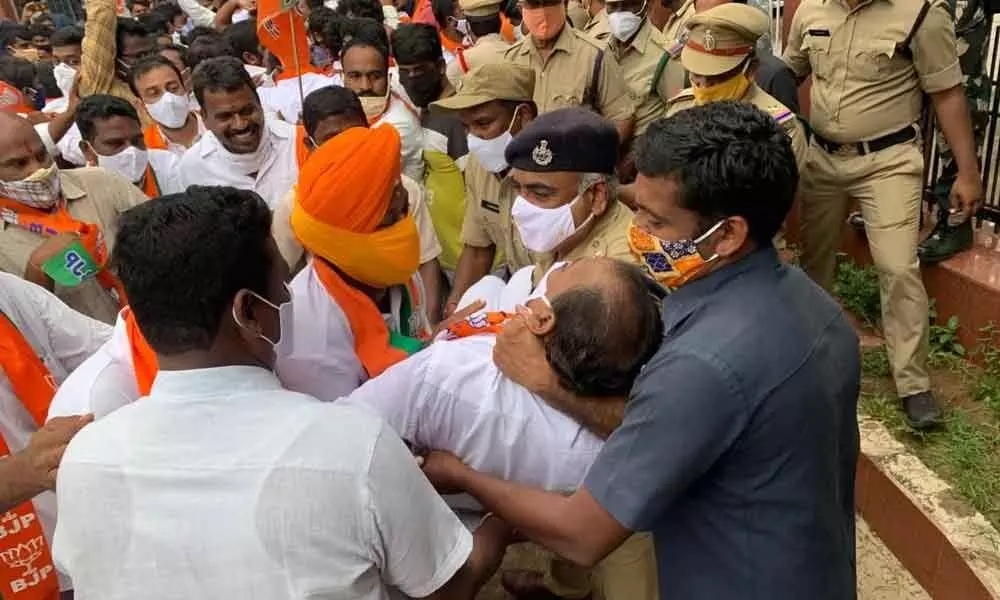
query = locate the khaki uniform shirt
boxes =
[568,0,592,29]
[666,83,809,173]
[609,19,674,135]
[504,26,636,122]
[583,9,611,41]
[662,0,695,42]
[460,156,535,272]
[0,168,148,324]
[532,200,635,286]
[783,0,963,143]
[445,34,512,90]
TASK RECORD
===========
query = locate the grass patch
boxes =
[859,392,1000,527]
[837,255,1000,527]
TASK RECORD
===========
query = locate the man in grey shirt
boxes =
[421,102,860,599]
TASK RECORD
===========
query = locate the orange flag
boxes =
[256,0,318,81]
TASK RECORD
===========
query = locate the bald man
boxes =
[0,113,148,323]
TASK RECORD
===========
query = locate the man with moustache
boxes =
[177,57,299,209]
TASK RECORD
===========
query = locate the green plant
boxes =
[833,255,881,328]
[861,347,891,378]
[974,323,1000,415]
[928,300,966,362]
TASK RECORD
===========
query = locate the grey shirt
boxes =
[585,247,859,600]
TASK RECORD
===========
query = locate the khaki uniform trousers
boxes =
[543,532,659,600]
[799,137,930,396]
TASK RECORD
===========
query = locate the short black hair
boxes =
[28,23,53,41]
[340,19,389,66]
[115,17,150,59]
[129,55,184,96]
[224,20,260,61]
[302,85,366,138]
[75,94,141,142]
[335,0,384,24]
[111,186,274,354]
[0,55,35,90]
[468,13,501,38]
[35,61,60,99]
[191,55,256,107]
[636,101,798,246]
[184,35,235,71]
[391,23,441,65]
[182,25,220,46]
[50,25,84,47]
[546,261,665,397]
[138,12,170,36]
[0,23,29,51]
[431,0,456,27]
[308,7,342,52]
[152,2,184,23]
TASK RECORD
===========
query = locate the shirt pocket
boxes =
[854,39,899,82]
[802,33,833,80]
[550,91,584,110]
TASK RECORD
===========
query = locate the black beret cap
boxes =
[504,107,618,174]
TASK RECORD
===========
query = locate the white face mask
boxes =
[53,62,76,99]
[0,163,61,209]
[232,288,295,378]
[511,193,593,253]
[93,145,150,183]
[466,106,521,173]
[451,17,471,37]
[146,91,191,129]
[608,8,644,42]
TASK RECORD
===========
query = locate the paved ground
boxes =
[476,518,928,600]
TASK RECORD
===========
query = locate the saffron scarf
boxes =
[122,308,158,396]
[0,198,127,304]
[0,313,62,600]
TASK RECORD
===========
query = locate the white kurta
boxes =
[0,273,111,591]
[340,334,604,495]
[177,118,299,209]
[53,366,472,599]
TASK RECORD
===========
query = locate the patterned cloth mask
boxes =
[627,219,724,289]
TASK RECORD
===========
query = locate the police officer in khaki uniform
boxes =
[505,0,637,141]
[444,0,512,89]
[784,0,984,428]
[666,4,807,172]
[496,107,657,600]
[434,63,538,316]
[603,0,682,136]
[661,0,695,40]
[580,0,611,39]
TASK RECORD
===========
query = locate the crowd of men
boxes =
[0,0,988,596]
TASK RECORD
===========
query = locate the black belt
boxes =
[813,125,918,156]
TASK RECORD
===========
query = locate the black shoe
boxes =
[918,218,973,264]
[901,391,943,430]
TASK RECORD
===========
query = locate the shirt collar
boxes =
[661,246,780,331]
[150,365,283,400]
[58,171,86,200]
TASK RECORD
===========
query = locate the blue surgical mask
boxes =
[310,45,332,68]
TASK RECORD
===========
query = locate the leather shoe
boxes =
[901,391,943,430]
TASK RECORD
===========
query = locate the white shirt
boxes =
[458,263,558,313]
[372,96,425,182]
[0,273,112,591]
[147,148,183,196]
[46,313,138,422]
[53,366,472,600]
[340,334,604,494]
[279,263,429,402]
[258,73,338,124]
[178,118,299,209]
[150,113,206,157]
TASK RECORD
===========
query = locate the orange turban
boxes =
[290,124,421,379]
